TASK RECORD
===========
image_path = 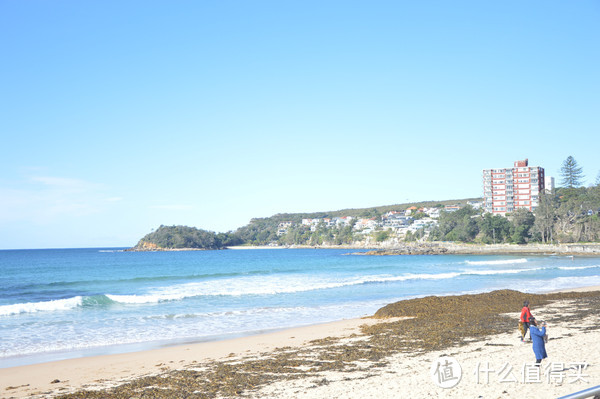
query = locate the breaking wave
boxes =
[5,264,599,312]
[464,258,528,266]
[0,296,83,316]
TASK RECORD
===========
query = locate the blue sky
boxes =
[1,1,599,249]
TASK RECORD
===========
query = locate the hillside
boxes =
[130,197,481,250]
[233,197,482,245]
[130,225,241,251]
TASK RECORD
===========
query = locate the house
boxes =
[277,221,293,236]
[444,205,461,212]
[408,218,437,233]
[423,207,441,218]
[354,218,378,231]
[467,201,483,209]
[333,216,354,227]
[382,214,413,229]
[384,210,405,217]
[405,206,418,215]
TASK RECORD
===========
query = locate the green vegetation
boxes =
[542,186,600,243]
[429,206,534,244]
[374,230,391,242]
[429,185,600,244]
[133,225,241,250]
[428,156,600,245]
[132,157,600,249]
[232,198,479,246]
[560,155,585,188]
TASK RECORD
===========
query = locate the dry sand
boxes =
[0,318,391,398]
[1,287,599,398]
[257,295,600,398]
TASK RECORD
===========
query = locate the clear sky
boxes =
[1,1,599,249]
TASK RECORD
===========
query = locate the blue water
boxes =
[1,248,599,368]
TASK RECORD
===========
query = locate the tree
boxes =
[135,225,225,249]
[429,206,480,242]
[534,192,556,243]
[560,156,584,188]
[374,230,391,242]
[478,213,511,244]
[360,208,381,219]
[508,208,535,244]
[596,170,600,186]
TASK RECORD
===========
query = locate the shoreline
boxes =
[125,242,600,256]
[2,286,600,398]
[0,318,390,398]
[230,242,600,256]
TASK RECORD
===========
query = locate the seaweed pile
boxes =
[56,289,600,399]
[367,289,600,352]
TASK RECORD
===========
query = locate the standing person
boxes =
[529,318,548,365]
[520,300,533,342]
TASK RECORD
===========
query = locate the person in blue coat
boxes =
[529,318,548,364]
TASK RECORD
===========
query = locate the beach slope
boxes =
[2,288,599,398]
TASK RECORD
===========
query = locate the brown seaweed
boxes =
[56,289,600,399]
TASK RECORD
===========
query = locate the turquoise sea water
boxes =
[1,248,599,368]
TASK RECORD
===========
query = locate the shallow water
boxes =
[1,248,599,367]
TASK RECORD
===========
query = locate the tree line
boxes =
[134,225,242,250]
[430,156,600,244]
[134,156,599,249]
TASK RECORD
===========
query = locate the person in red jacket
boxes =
[520,300,533,342]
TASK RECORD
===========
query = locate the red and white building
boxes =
[483,159,545,215]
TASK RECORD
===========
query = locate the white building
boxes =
[354,218,378,231]
[333,216,354,227]
[408,218,436,232]
[544,176,555,193]
[467,201,483,209]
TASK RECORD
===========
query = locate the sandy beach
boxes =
[0,318,388,398]
[2,287,599,398]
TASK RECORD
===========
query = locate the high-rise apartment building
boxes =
[483,159,545,215]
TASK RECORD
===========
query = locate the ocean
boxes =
[1,248,599,368]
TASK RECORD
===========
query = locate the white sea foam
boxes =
[6,264,597,315]
[463,267,543,275]
[464,258,528,266]
[0,296,82,316]
[511,275,600,293]
[462,263,600,276]
[106,272,464,304]
[557,265,600,271]
[0,299,389,362]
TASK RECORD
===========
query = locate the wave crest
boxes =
[0,296,83,316]
[464,258,528,266]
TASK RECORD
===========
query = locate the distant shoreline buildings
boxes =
[483,159,546,215]
[277,158,556,240]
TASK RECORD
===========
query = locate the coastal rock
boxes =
[127,241,161,251]
[355,243,449,255]
[352,242,600,256]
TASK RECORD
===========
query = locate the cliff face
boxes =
[128,241,161,251]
